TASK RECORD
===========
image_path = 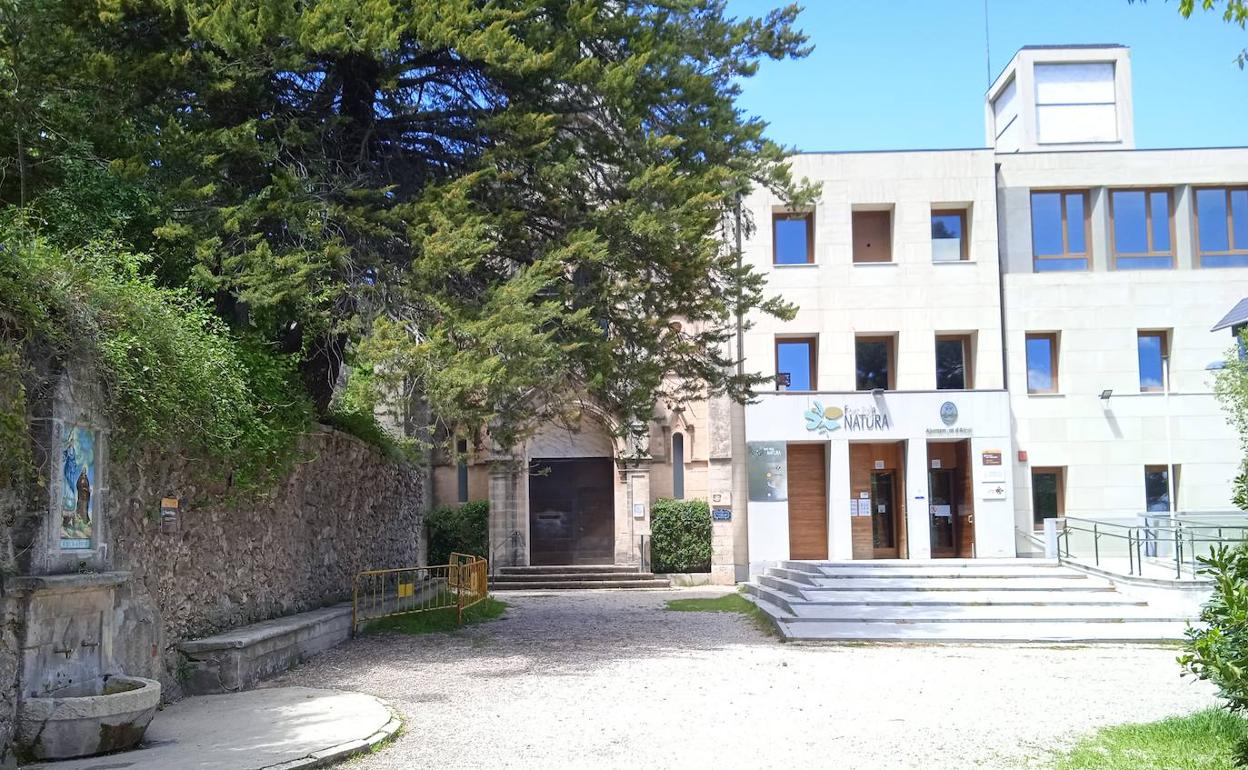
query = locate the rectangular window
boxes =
[852,210,893,263]
[1111,189,1173,269]
[1196,187,1248,267]
[855,336,895,391]
[1145,464,1178,513]
[1137,330,1169,393]
[776,337,816,391]
[672,433,685,500]
[935,335,972,390]
[1025,333,1059,394]
[456,439,469,503]
[1034,62,1117,144]
[931,209,968,262]
[1031,467,1065,529]
[1031,191,1089,271]
[773,211,814,265]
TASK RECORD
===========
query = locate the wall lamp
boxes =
[1098,389,1113,401]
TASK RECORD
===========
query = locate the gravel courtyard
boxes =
[273,588,1215,770]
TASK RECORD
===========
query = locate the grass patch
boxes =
[365,597,507,635]
[664,591,779,637]
[1050,708,1248,770]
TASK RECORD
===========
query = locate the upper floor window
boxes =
[773,211,814,265]
[672,433,685,499]
[855,336,894,390]
[1025,333,1059,394]
[776,337,816,391]
[931,210,968,262]
[1137,330,1169,393]
[1034,62,1118,144]
[1196,187,1248,268]
[456,439,469,503]
[852,210,893,264]
[935,335,972,390]
[1111,189,1173,269]
[1031,191,1089,271]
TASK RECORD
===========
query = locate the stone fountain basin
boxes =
[17,675,161,760]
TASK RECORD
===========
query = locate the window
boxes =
[1137,331,1169,393]
[456,439,469,503]
[1196,187,1248,267]
[855,336,894,391]
[773,211,814,265]
[1145,465,1177,513]
[935,335,972,390]
[1031,467,1065,529]
[1031,191,1089,271]
[931,209,968,262]
[1111,189,1173,269]
[1025,333,1059,394]
[1034,62,1117,144]
[776,337,816,391]
[852,210,892,263]
[672,433,685,499]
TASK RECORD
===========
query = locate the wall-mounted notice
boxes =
[747,442,788,502]
[712,507,732,522]
[981,450,1003,466]
[159,497,180,534]
[874,460,885,470]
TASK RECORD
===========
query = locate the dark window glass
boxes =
[935,338,966,390]
[1031,192,1064,257]
[456,439,469,503]
[856,339,891,391]
[1032,471,1060,528]
[1145,466,1171,512]
[776,339,814,390]
[931,212,965,261]
[774,215,811,264]
[672,433,685,499]
[1151,192,1171,252]
[1198,189,1231,253]
[1026,336,1055,393]
[1137,333,1165,391]
[1112,191,1148,254]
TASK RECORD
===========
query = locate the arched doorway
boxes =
[526,416,619,566]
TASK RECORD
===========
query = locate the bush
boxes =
[426,500,489,566]
[650,498,712,573]
[1182,544,1248,716]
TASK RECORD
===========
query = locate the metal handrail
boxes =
[1058,514,1248,579]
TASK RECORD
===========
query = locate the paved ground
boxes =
[31,687,396,770]
[272,587,1217,770]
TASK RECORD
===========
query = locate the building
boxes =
[742,44,1248,573]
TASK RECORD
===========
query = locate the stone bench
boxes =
[177,603,353,695]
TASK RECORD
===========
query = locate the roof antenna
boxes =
[983,0,993,86]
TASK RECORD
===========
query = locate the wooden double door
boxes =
[528,458,615,566]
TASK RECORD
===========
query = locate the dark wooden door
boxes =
[787,444,828,560]
[528,458,615,566]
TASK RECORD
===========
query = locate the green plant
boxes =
[426,500,489,567]
[664,591,778,637]
[1049,708,1248,770]
[650,498,712,574]
[365,597,506,635]
[1182,545,1248,718]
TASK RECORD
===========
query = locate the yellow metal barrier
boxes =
[351,554,488,635]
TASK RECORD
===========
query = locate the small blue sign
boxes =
[712,507,732,522]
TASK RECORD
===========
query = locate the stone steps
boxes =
[495,564,643,575]
[490,578,673,590]
[490,565,671,591]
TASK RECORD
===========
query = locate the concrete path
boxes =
[271,587,1216,770]
[31,686,397,770]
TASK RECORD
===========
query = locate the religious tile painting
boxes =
[60,425,96,549]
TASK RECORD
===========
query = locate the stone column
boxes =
[707,392,739,584]
[487,455,526,567]
[616,460,652,567]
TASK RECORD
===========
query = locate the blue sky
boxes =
[727,0,1248,152]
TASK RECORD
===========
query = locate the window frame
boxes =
[1194,186,1248,267]
[1031,190,1091,271]
[1031,466,1066,530]
[1025,332,1060,395]
[772,210,815,265]
[1109,188,1174,269]
[930,208,969,262]
[775,335,818,391]
[852,209,894,264]
[935,334,973,390]
[1144,463,1178,514]
[1136,330,1170,394]
[855,334,896,391]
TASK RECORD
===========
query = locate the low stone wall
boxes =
[106,427,425,700]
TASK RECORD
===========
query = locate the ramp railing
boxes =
[351,553,488,634]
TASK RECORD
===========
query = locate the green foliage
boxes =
[664,590,778,637]
[1214,334,1248,508]
[1182,544,1248,712]
[365,597,506,635]
[1049,708,1248,770]
[0,224,313,490]
[426,500,489,567]
[1176,0,1248,67]
[650,498,712,574]
[324,361,420,462]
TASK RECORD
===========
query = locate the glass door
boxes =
[871,471,898,558]
[929,470,956,557]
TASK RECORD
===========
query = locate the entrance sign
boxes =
[746,442,788,502]
[981,450,1003,465]
[712,507,732,522]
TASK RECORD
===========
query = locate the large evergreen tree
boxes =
[2,0,812,451]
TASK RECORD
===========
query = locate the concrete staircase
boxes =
[490,565,671,590]
[744,559,1196,642]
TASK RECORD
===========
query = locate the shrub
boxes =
[650,498,712,573]
[426,500,489,566]
[1181,544,1248,716]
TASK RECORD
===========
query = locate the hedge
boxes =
[650,498,712,573]
[426,500,489,566]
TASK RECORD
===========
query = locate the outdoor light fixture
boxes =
[1099,389,1113,401]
